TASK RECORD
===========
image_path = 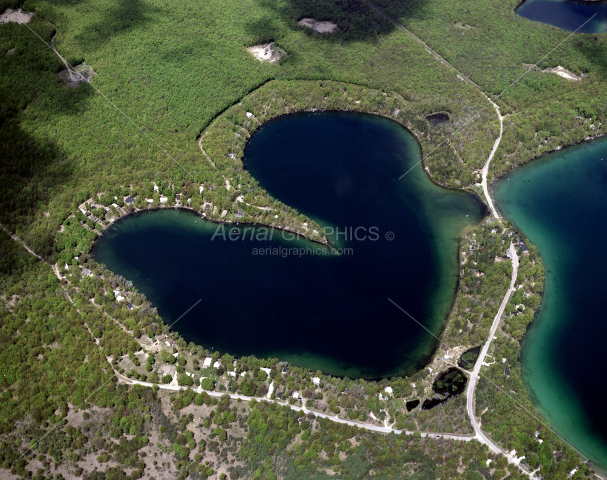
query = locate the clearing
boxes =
[57,64,97,87]
[298,17,338,33]
[246,42,285,63]
[0,8,33,25]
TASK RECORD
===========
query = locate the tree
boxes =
[178,373,193,386]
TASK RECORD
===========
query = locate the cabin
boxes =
[166,338,175,347]
[126,303,133,310]
[125,197,135,205]
[228,153,236,159]
[82,268,92,277]
[505,368,511,377]
[175,194,181,202]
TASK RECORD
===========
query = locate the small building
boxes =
[175,194,181,201]
[126,303,133,310]
[213,361,221,369]
[204,203,211,210]
[228,153,236,159]
[125,197,135,205]
[384,386,393,395]
[292,391,300,399]
[156,334,167,343]
[312,377,320,386]
[116,295,125,302]
[203,357,212,368]
[246,112,254,118]
[82,268,92,277]
[166,338,175,347]
[505,368,511,377]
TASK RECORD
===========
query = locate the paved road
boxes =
[364,0,504,221]
[118,373,474,441]
[481,98,504,219]
[464,243,536,477]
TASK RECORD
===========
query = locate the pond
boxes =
[515,0,607,33]
[93,112,485,378]
[494,137,607,469]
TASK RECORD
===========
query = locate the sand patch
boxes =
[246,42,285,63]
[453,21,474,30]
[57,63,97,87]
[524,63,581,81]
[0,8,33,25]
[543,65,581,81]
[298,17,338,33]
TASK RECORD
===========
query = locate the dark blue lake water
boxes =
[93,112,485,378]
[516,0,607,33]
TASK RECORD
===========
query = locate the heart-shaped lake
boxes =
[93,112,485,378]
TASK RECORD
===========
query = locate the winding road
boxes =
[464,243,536,477]
[117,372,475,442]
[364,0,504,220]
[481,98,504,219]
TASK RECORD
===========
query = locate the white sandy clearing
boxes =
[246,42,285,63]
[543,65,581,81]
[0,8,33,25]
[298,17,338,33]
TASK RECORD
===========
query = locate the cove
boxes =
[494,137,607,469]
[515,0,607,33]
[93,112,485,378]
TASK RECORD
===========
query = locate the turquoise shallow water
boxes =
[516,0,607,33]
[94,112,485,378]
[494,137,607,469]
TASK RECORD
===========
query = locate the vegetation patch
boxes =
[458,346,481,370]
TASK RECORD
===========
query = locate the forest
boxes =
[1,0,606,477]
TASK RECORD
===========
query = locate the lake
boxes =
[93,112,485,378]
[515,0,607,33]
[494,137,607,469]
